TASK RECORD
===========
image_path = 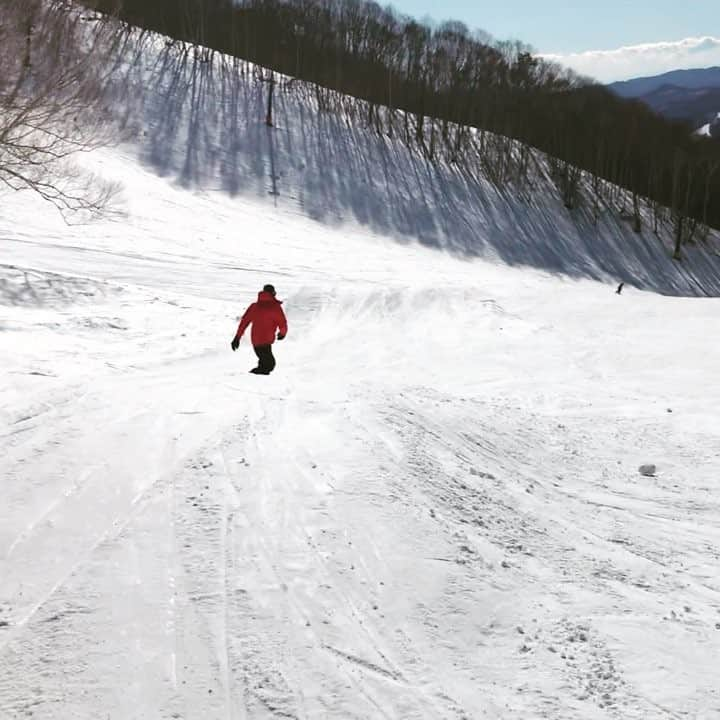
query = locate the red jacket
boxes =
[235,291,288,346]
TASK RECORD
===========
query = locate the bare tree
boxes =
[0,0,121,218]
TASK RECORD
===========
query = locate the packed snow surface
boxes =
[2,145,719,719]
[2,55,720,717]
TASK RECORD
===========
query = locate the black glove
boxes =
[277,333,286,341]
[231,337,240,351]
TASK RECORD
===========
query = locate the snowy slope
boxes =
[108,44,720,297]
[2,40,720,720]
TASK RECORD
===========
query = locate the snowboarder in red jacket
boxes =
[231,284,288,375]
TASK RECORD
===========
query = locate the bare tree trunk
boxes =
[673,215,684,261]
[632,191,642,233]
[265,71,275,127]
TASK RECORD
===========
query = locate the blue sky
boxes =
[388,1,720,82]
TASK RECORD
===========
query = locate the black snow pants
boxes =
[251,344,276,375]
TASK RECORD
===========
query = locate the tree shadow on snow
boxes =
[0,265,114,308]
[113,48,720,297]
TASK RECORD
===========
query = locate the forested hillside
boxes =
[84,0,720,241]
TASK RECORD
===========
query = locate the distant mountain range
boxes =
[607,67,720,137]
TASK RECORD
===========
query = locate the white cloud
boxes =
[542,36,720,84]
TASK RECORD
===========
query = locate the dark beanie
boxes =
[263,284,276,296]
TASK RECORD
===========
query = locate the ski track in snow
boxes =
[1,89,720,720]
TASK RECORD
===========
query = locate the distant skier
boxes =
[616,282,624,295]
[231,284,288,375]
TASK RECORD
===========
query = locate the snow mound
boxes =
[0,265,121,308]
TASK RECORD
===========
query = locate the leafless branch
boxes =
[0,0,124,219]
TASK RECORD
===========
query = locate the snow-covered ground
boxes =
[697,112,720,138]
[2,49,720,719]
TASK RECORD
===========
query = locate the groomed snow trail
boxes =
[1,151,720,719]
